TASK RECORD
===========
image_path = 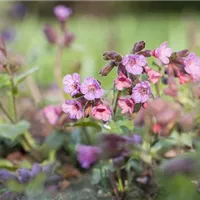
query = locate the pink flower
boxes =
[183,53,200,81]
[43,105,62,125]
[63,73,81,97]
[91,103,112,121]
[132,81,152,103]
[114,72,132,90]
[144,66,162,84]
[80,77,104,101]
[152,42,172,65]
[177,73,191,84]
[118,98,135,114]
[62,100,83,119]
[122,54,147,75]
[76,145,101,168]
[54,5,72,22]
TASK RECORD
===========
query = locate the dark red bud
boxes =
[176,49,189,58]
[137,50,152,57]
[43,24,58,44]
[132,41,145,53]
[103,51,122,62]
[99,61,116,76]
[0,36,7,65]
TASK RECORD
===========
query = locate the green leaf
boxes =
[44,131,66,150]
[91,169,101,185]
[181,133,193,147]
[0,120,30,141]
[14,67,38,85]
[25,173,47,197]
[66,120,102,132]
[0,159,15,169]
[7,180,25,193]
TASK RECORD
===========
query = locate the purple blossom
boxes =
[17,168,32,183]
[80,77,104,101]
[31,163,42,177]
[62,100,83,119]
[54,5,72,22]
[9,2,27,19]
[122,54,147,75]
[63,73,81,97]
[131,81,152,103]
[183,53,200,81]
[1,28,16,42]
[152,42,172,65]
[0,169,16,181]
[76,145,101,168]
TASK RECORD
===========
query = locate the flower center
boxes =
[88,84,96,92]
[128,58,136,66]
[140,88,147,94]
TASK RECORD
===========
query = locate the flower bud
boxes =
[132,41,145,53]
[176,49,189,58]
[137,50,152,57]
[43,24,58,44]
[103,51,122,62]
[99,61,116,76]
[64,32,75,47]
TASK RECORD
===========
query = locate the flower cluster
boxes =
[76,133,142,168]
[43,5,75,47]
[0,163,54,184]
[62,74,112,121]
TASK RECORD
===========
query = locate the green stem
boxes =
[0,101,14,123]
[113,91,121,116]
[117,169,124,192]
[4,65,17,122]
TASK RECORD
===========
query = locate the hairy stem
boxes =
[113,91,121,116]
[55,43,65,102]
[0,101,14,123]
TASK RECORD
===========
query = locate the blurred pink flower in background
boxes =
[54,5,72,22]
[76,145,101,168]
[43,105,62,125]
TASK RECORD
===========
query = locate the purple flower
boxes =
[31,163,42,177]
[76,145,101,168]
[54,5,72,22]
[0,169,16,181]
[152,42,172,65]
[63,73,81,97]
[131,81,152,103]
[80,77,104,100]
[9,2,27,19]
[122,54,147,75]
[17,168,32,183]
[124,134,142,145]
[1,28,16,42]
[62,100,83,119]
[183,53,200,81]
[43,105,62,125]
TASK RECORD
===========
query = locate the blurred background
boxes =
[0,1,200,89]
